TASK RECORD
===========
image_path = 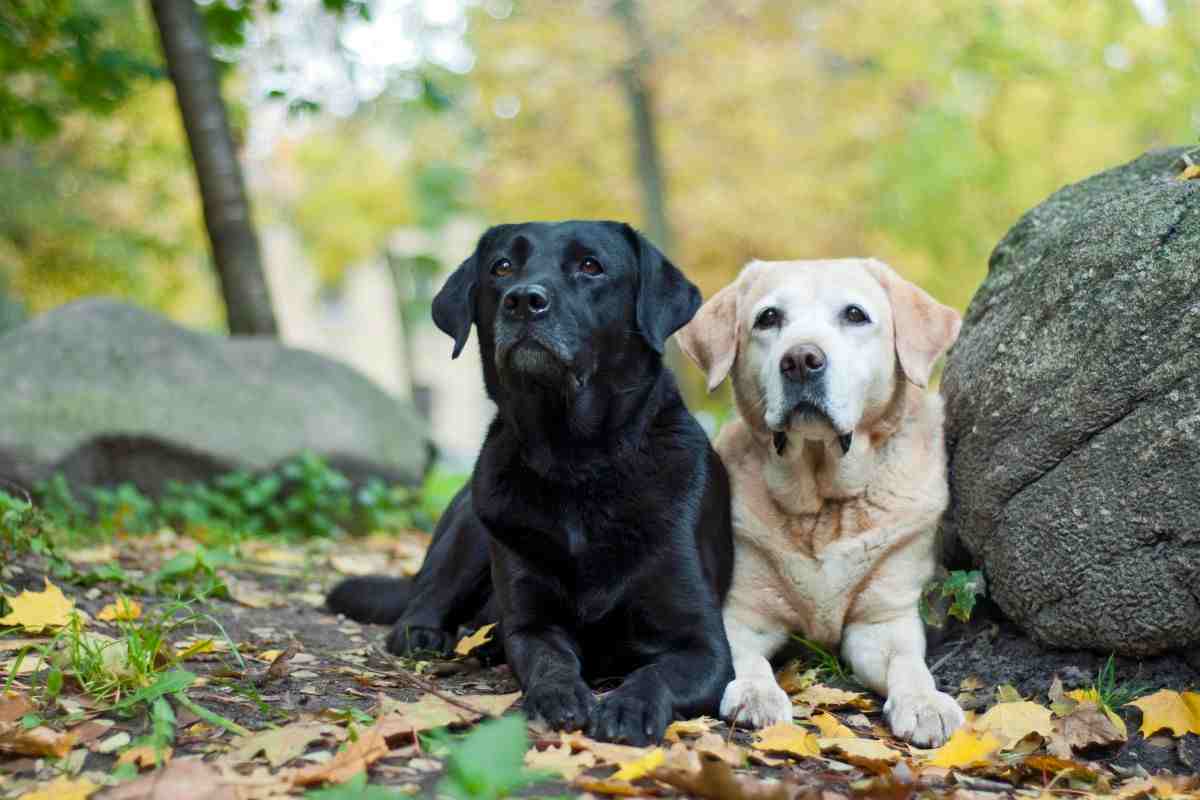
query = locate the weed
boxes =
[921,568,987,627]
[790,635,854,684]
[1090,654,1148,711]
[435,714,540,799]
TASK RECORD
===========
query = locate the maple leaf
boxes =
[290,725,390,787]
[232,721,342,767]
[0,720,77,758]
[559,731,654,765]
[0,578,75,633]
[610,747,664,781]
[373,692,519,742]
[751,722,821,758]
[524,743,597,780]
[17,776,98,800]
[794,684,874,710]
[819,737,900,772]
[925,728,1002,768]
[1127,689,1200,737]
[974,699,1053,748]
[454,622,497,656]
[97,596,142,622]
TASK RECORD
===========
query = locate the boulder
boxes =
[941,147,1200,656]
[0,299,430,495]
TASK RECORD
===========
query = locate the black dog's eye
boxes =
[491,258,513,278]
[579,257,604,276]
[754,307,782,330]
[843,304,870,325]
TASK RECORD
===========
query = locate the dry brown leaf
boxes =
[794,684,873,710]
[572,776,651,796]
[256,643,300,687]
[691,732,745,766]
[751,722,820,758]
[655,750,799,800]
[559,730,654,765]
[0,690,34,723]
[524,743,596,780]
[224,576,279,610]
[0,578,75,633]
[117,744,172,769]
[775,661,819,695]
[973,699,1053,748]
[231,721,340,768]
[100,757,237,800]
[1127,689,1200,737]
[818,737,900,772]
[1055,701,1127,751]
[289,726,389,787]
[373,692,519,742]
[453,623,496,656]
[0,720,76,757]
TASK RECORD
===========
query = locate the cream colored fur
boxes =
[677,258,964,746]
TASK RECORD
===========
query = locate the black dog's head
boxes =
[432,221,700,403]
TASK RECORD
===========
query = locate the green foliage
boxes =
[790,635,854,685]
[921,569,987,627]
[1090,654,1149,712]
[437,714,539,800]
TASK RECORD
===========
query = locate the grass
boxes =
[1090,654,1149,711]
[791,635,855,684]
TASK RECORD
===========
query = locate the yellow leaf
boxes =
[819,737,900,771]
[525,743,596,780]
[690,732,745,766]
[117,744,172,769]
[0,579,75,634]
[62,545,117,565]
[1178,164,1200,181]
[374,692,520,740]
[17,776,97,800]
[454,623,497,656]
[1127,689,1200,737]
[174,638,217,660]
[289,726,389,787]
[0,721,77,758]
[664,715,717,741]
[573,777,643,796]
[97,596,142,622]
[810,711,856,738]
[925,728,1002,768]
[610,747,664,781]
[1065,688,1100,704]
[232,721,341,767]
[257,649,284,663]
[794,684,874,710]
[974,699,1054,747]
[751,722,821,758]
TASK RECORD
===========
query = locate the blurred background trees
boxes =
[1,0,1198,414]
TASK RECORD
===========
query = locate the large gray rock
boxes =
[941,148,1200,656]
[0,299,429,494]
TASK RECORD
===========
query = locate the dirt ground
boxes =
[2,535,1199,799]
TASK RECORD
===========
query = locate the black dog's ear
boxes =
[431,252,479,359]
[624,225,702,354]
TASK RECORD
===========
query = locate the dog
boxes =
[676,258,964,746]
[328,221,735,745]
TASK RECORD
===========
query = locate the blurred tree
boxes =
[149,0,276,335]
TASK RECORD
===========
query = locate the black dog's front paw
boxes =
[385,622,454,657]
[523,680,596,732]
[586,684,672,746]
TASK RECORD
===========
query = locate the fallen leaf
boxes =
[810,711,856,738]
[974,699,1053,748]
[960,676,984,691]
[117,744,172,769]
[995,684,1024,703]
[240,541,307,566]
[0,691,33,723]
[572,777,647,796]
[0,720,76,757]
[794,684,873,710]
[101,757,237,800]
[289,725,389,787]
[17,776,97,800]
[97,731,133,753]
[751,722,820,758]
[559,731,655,765]
[1055,701,1127,751]
[655,751,797,800]
[97,597,142,622]
[454,623,496,657]
[775,661,819,695]
[329,553,389,576]
[925,728,1002,768]
[224,576,280,610]
[691,732,745,766]
[664,716,717,742]
[0,579,75,633]
[1178,164,1200,181]
[525,743,597,780]
[255,643,300,687]
[373,692,519,741]
[1127,690,1200,737]
[232,721,341,768]
[819,737,900,771]
[610,747,664,781]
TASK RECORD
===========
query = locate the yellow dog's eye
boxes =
[754,307,781,330]
[491,259,513,277]
[843,304,870,324]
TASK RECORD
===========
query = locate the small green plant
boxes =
[436,714,540,800]
[791,635,854,684]
[1089,654,1148,711]
[920,568,987,627]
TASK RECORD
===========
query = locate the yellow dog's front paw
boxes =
[884,689,964,747]
[719,677,793,728]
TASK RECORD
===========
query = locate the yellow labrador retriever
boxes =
[677,258,963,746]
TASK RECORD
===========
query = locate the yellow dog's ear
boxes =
[676,282,740,392]
[864,260,961,388]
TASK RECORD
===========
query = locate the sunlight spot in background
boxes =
[492,95,521,119]
[1131,0,1168,27]
[1104,43,1132,72]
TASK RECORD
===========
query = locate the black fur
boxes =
[328,221,734,744]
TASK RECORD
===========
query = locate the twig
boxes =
[172,691,252,737]
[929,638,966,676]
[391,669,494,719]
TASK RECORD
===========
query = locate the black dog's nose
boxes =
[780,344,826,381]
[502,284,551,320]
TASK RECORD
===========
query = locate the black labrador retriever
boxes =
[328,221,733,744]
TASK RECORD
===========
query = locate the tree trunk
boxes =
[149,0,278,336]
[613,0,672,256]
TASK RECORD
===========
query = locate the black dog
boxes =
[328,221,733,744]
